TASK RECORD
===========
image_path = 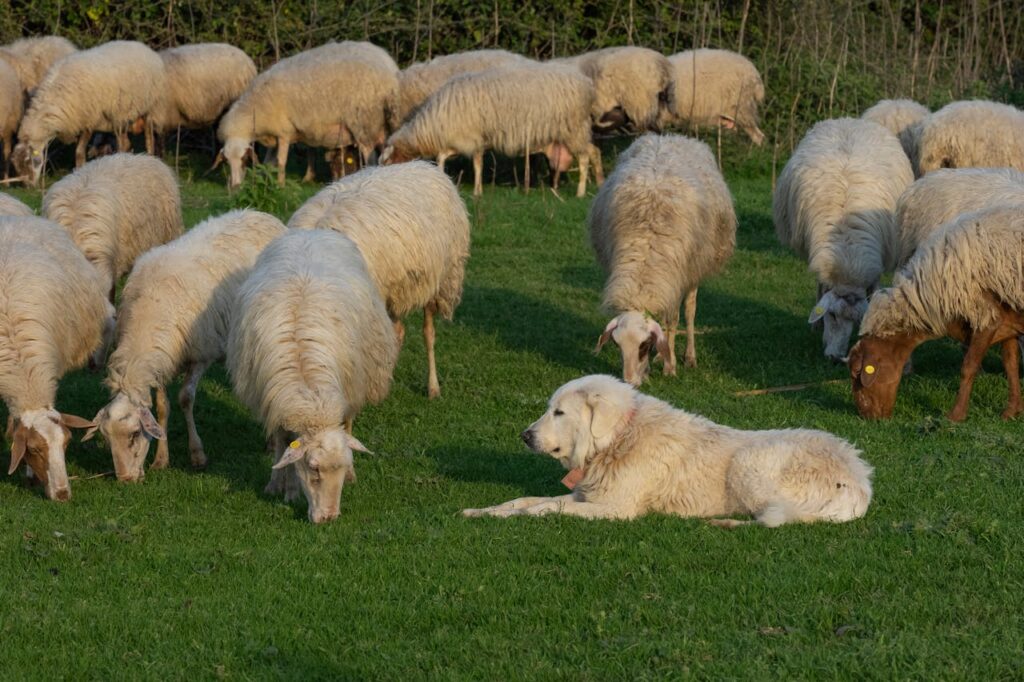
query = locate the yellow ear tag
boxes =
[31,150,40,157]
[814,306,824,315]
[345,156,354,164]
[864,365,876,375]
[289,440,302,449]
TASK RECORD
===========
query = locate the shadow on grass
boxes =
[424,443,567,497]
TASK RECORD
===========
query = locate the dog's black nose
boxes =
[521,429,533,447]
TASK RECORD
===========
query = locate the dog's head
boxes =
[521,375,636,470]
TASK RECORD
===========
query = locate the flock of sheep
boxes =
[0,34,1022,525]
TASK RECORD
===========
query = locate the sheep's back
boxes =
[917,100,1024,175]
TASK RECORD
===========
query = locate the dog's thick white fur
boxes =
[463,375,873,526]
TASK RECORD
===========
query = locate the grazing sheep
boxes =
[774,118,914,361]
[0,60,23,175]
[227,229,399,524]
[861,98,929,165]
[288,161,470,397]
[382,62,602,197]
[0,36,77,94]
[0,216,114,501]
[41,154,184,302]
[398,49,532,122]
[12,41,167,184]
[84,210,287,482]
[555,46,671,133]
[217,41,399,189]
[896,167,1024,264]
[849,204,1024,421]
[0,191,31,217]
[662,48,766,145]
[155,43,257,135]
[591,134,736,384]
[915,100,1024,176]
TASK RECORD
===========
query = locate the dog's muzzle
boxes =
[521,429,536,449]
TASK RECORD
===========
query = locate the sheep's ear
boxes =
[719,115,736,129]
[81,409,104,442]
[595,318,618,353]
[273,440,306,470]
[647,318,670,361]
[60,413,95,430]
[8,425,27,476]
[345,434,372,454]
[859,361,879,387]
[210,150,225,171]
[139,408,165,441]
[809,291,836,324]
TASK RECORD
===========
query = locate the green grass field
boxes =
[2,151,1023,680]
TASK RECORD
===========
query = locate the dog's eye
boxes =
[553,409,564,417]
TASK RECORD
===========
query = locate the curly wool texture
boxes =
[589,133,736,316]
[896,167,1024,264]
[774,118,913,290]
[555,46,670,131]
[861,98,929,164]
[288,161,469,320]
[0,36,77,94]
[397,49,532,123]
[17,41,166,147]
[0,191,32,217]
[916,100,1024,175]
[227,229,398,436]
[106,209,287,404]
[0,217,110,415]
[0,60,23,148]
[42,153,184,295]
[663,49,766,144]
[861,204,1024,338]
[387,62,595,161]
[155,43,257,132]
[218,41,399,153]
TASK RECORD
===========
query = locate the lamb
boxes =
[590,133,736,385]
[661,48,766,145]
[849,204,1024,422]
[217,41,399,189]
[0,216,114,501]
[288,161,470,398]
[915,100,1024,176]
[227,229,399,524]
[41,153,184,302]
[398,49,532,122]
[0,191,32,216]
[773,118,914,361]
[382,62,603,197]
[861,98,929,165]
[0,36,77,95]
[154,43,257,136]
[83,210,287,482]
[896,167,1024,264]
[0,59,23,176]
[12,41,167,185]
[554,46,671,133]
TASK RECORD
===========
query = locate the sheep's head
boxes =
[809,286,868,363]
[84,393,165,483]
[848,335,914,419]
[272,427,366,524]
[216,138,255,190]
[7,409,94,501]
[595,311,670,386]
[11,141,46,187]
[378,142,416,165]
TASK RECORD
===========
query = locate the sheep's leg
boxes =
[552,162,561,191]
[472,151,483,196]
[576,152,590,198]
[1000,337,1022,420]
[424,303,440,398]
[523,151,531,194]
[265,427,288,496]
[179,360,211,469]
[116,127,131,153]
[276,138,290,187]
[302,147,316,183]
[589,143,605,185]
[393,319,406,348]
[144,118,155,156]
[662,309,680,376]
[436,152,450,172]
[2,133,11,178]
[151,385,170,470]
[683,288,698,368]
[75,131,89,167]
[948,325,997,422]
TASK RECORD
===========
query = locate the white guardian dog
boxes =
[463,375,873,527]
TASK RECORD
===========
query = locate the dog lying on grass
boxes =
[463,375,873,527]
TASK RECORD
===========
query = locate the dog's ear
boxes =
[586,391,622,443]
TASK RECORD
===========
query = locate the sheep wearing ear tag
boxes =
[809,286,870,363]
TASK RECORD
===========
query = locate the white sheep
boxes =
[896,167,1024,264]
[12,40,167,184]
[155,43,257,135]
[227,229,399,524]
[590,133,736,385]
[861,98,929,166]
[398,49,532,122]
[0,216,114,501]
[84,209,287,482]
[662,48,766,145]
[774,118,914,361]
[382,62,603,197]
[0,35,77,94]
[0,59,23,176]
[288,161,470,398]
[915,100,1024,176]
[0,191,32,216]
[554,46,671,132]
[217,41,399,189]
[42,153,184,302]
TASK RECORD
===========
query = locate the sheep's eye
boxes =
[553,409,564,417]
[128,431,140,445]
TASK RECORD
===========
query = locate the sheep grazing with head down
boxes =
[86,210,287,483]
[774,118,914,362]
[0,36,77,95]
[0,216,114,501]
[382,62,602,197]
[12,41,167,184]
[861,98,929,167]
[915,100,1024,176]
[591,134,736,385]
[42,154,184,304]
[849,204,1024,422]
[289,161,470,397]
[661,49,766,145]
[227,229,399,524]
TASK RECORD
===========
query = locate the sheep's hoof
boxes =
[190,450,208,470]
[428,385,441,400]
[150,456,169,470]
[1000,405,1022,420]
[684,356,697,369]
[946,408,967,423]
[662,363,678,377]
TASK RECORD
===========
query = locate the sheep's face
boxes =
[221,138,254,189]
[595,311,670,386]
[809,287,868,362]
[848,336,910,419]
[11,142,45,187]
[86,394,165,482]
[379,142,415,165]
[6,409,85,501]
[272,427,366,524]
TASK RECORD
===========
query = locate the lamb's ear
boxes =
[647,318,670,361]
[272,440,306,470]
[8,425,26,475]
[595,318,619,353]
[345,434,372,454]
[138,408,166,441]
[809,291,837,324]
